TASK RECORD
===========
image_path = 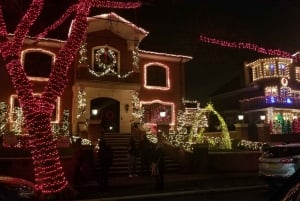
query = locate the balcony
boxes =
[239,96,300,111]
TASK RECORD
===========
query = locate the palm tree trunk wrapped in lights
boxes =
[0,0,141,196]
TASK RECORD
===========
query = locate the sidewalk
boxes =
[73,172,268,200]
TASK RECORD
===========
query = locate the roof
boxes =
[138,49,192,63]
[85,12,149,44]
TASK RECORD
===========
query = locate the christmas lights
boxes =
[77,88,87,119]
[0,0,141,196]
[0,102,8,134]
[200,35,292,58]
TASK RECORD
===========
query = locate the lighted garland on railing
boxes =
[0,0,141,196]
[89,68,134,78]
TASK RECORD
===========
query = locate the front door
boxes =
[90,97,120,132]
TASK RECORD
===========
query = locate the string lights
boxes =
[0,0,141,196]
[200,35,292,58]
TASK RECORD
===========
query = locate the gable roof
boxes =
[85,12,148,45]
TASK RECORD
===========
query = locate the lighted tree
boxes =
[0,0,141,197]
[190,103,232,149]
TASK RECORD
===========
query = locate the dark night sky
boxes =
[3,0,300,104]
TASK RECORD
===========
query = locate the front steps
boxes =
[95,133,181,176]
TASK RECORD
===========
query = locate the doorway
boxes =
[90,97,120,132]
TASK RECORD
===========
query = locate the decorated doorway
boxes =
[90,97,120,132]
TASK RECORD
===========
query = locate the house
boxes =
[211,52,300,141]
[0,12,192,145]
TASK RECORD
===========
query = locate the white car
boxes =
[258,143,300,188]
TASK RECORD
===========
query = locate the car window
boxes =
[266,146,300,157]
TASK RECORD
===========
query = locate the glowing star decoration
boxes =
[0,0,141,197]
[199,35,292,59]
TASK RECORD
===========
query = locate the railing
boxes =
[240,96,300,110]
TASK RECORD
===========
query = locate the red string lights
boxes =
[0,0,141,196]
[200,35,292,59]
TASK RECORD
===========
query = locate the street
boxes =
[75,173,271,201]
[81,186,270,201]
[138,188,270,201]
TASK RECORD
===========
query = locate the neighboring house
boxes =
[0,12,192,145]
[211,52,300,139]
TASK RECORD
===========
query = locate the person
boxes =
[71,137,83,186]
[97,139,113,191]
[128,136,138,178]
[139,134,152,176]
[152,142,165,191]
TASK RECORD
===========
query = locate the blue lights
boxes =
[266,96,293,104]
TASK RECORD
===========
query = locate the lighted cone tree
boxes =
[0,0,141,196]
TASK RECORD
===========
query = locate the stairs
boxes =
[95,133,181,176]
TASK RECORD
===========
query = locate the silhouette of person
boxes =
[139,134,152,176]
[97,139,113,191]
[71,137,83,186]
[128,136,138,177]
[152,142,165,191]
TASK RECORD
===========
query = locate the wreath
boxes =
[95,47,117,70]
[105,110,114,121]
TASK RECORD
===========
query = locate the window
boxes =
[280,87,291,97]
[296,67,300,81]
[264,62,276,77]
[10,94,60,125]
[22,50,54,79]
[142,103,172,124]
[265,86,278,96]
[278,63,286,76]
[146,65,166,87]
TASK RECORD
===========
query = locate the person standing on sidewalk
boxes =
[152,142,165,191]
[71,137,83,186]
[97,139,113,191]
[139,134,152,176]
[128,136,138,178]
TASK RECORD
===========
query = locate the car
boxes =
[258,143,300,188]
[0,176,36,201]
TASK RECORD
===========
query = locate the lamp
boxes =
[238,114,244,121]
[91,109,98,116]
[260,115,266,121]
[160,111,166,118]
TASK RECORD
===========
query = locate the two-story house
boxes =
[1,12,192,145]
